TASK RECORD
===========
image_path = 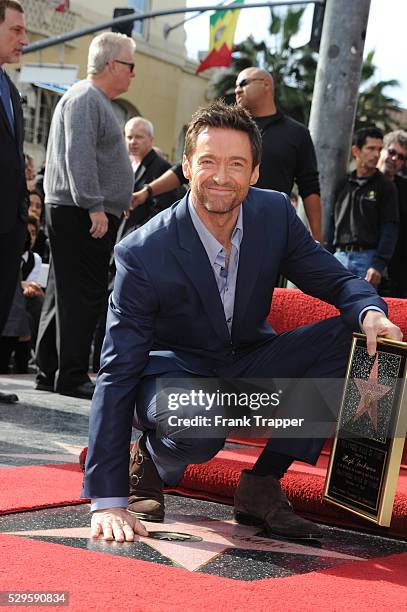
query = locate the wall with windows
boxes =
[18,0,209,167]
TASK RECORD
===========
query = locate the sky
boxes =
[184,0,407,109]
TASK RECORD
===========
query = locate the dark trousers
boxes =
[36,205,119,392]
[134,316,353,485]
[0,221,26,334]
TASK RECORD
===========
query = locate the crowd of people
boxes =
[0,1,405,542]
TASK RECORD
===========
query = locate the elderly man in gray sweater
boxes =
[35,32,136,399]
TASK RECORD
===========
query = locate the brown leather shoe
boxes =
[128,433,164,522]
[234,469,323,540]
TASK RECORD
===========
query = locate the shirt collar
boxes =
[188,195,243,265]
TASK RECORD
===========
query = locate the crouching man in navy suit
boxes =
[83,101,402,542]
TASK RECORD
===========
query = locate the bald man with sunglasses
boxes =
[235,67,321,242]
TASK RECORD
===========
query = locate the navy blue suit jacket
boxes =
[83,188,386,498]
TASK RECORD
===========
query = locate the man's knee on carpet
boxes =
[146,432,225,486]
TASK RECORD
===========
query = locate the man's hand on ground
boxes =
[91,507,148,542]
[362,310,403,357]
[89,211,108,238]
[365,267,382,288]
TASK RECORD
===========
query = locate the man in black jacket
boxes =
[331,127,399,290]
[0,0,28,403]
[119,116,180,238]
[235,67,322,242]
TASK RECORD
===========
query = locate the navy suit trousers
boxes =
[133,316,353,485]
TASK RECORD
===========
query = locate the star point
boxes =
[352,354,391,432]
[5,514,362,571]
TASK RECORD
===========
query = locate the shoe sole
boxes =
[128,509,164,523]
[234,511,323,540]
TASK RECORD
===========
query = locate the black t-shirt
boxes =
[172,162,188,186]
[254,113,320,197]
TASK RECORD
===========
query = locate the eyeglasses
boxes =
[235,77,264,88]
[386,147,407,162]
[115,59,135,73]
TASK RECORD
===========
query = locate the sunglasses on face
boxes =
[115,59,135,73]
[235,77,264,88]
[387,147,407,162]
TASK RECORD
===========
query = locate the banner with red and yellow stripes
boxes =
[196,1,244,75]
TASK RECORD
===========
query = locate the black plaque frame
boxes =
[324,333,407,526]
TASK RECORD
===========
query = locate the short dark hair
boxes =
[353,127,383,149]
[184,100,262,169]
[0,0,24,23]
[29,188,43,201]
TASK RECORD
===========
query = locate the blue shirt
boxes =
[188,197,243,333]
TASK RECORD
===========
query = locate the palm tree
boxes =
[355,51,402,131]
[209,9,402,130]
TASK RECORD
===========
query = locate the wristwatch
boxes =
[145,184,153,197]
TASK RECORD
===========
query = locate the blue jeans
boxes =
[334,249,375,279]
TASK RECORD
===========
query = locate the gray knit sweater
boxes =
[44,80,133,218]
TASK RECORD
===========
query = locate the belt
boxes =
[336,245,368,253]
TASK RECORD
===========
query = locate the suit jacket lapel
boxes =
[1,74,22,146]
[232,190,267,339]
[134,150,157,187]
[0,94,14,138]
[133,163,147,186]
[10,80,20,141]
[173,195,231,344]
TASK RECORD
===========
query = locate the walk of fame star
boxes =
[352,353,391,432]
[5,514,362,572]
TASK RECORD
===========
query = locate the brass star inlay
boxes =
[352,353,391,431]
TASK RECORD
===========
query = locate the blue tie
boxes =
[0,69,15,135]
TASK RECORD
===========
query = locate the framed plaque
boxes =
[324,333,407,526]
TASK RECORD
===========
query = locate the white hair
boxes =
[125,116,154,138]
[87,32,136,75]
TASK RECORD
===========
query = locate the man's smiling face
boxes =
[182,127,259,216]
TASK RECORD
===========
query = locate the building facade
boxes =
[14,0,209,166]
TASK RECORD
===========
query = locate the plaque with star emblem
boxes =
[324,333,407,526]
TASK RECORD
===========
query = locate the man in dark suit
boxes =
[0,0,28,403]
[83,101,402,543]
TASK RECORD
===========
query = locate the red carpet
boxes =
[0,464,85,514]
[0,534,406,611]
[170,448,407,539]
[1,448,406,538]
[267,289,407,337]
